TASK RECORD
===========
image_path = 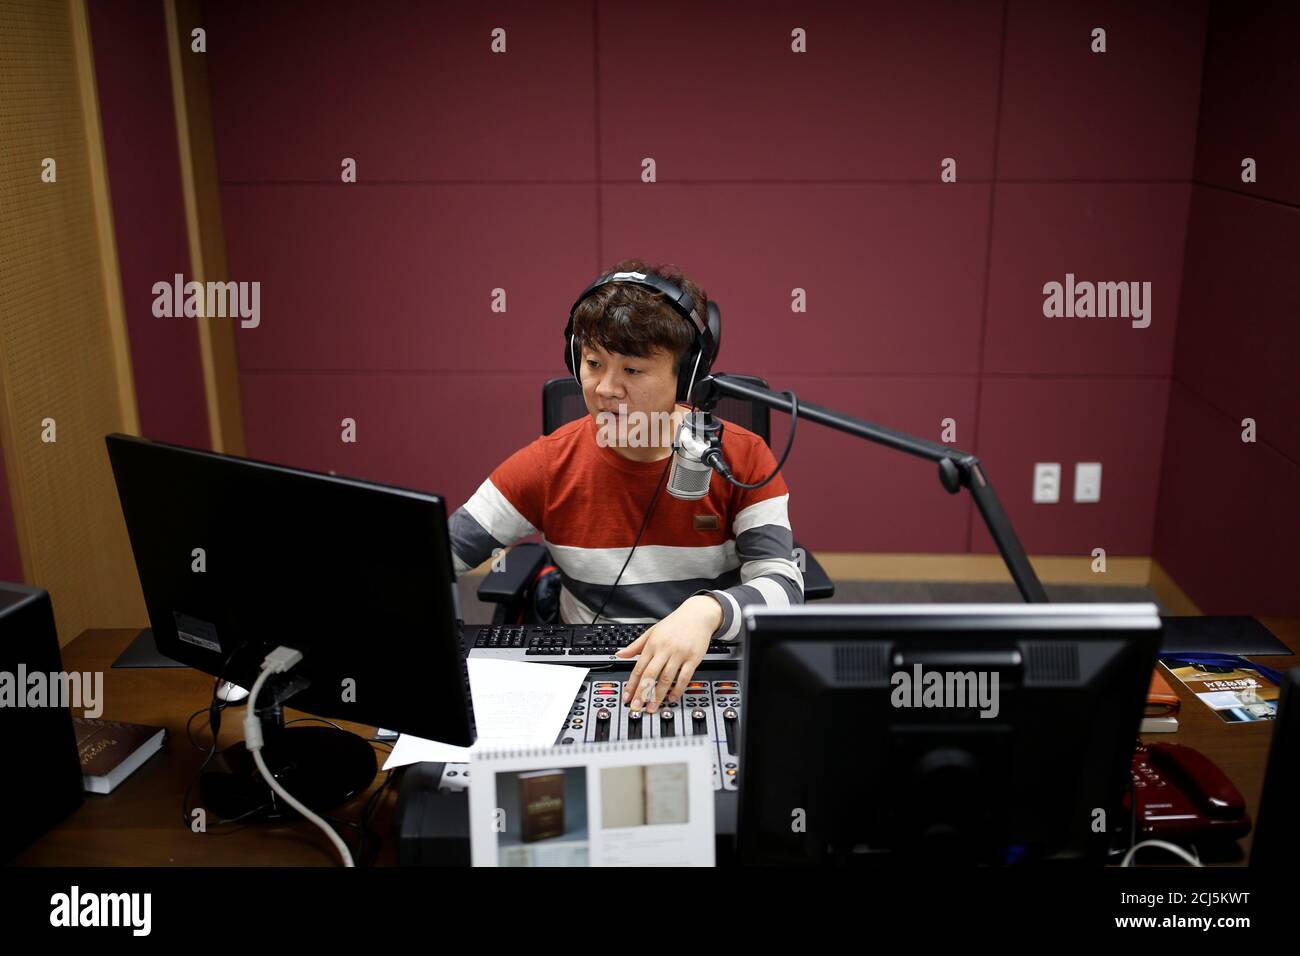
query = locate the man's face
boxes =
[579,343,679,425]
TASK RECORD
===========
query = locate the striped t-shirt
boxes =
[447,407,804,641]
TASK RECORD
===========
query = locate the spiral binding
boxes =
[475,736,710,761]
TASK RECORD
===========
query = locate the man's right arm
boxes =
[447,478,540,575]
[447,440,548,575]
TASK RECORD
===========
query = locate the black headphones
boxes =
[563,268,722,404]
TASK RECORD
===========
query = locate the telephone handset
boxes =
[1125,742,1252,842]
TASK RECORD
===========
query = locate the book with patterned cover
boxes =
[519,769,566,842]
[73,718,166,794]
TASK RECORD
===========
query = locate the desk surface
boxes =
[15,619,1300,867]
[15,627,399,866]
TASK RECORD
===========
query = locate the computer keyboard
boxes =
[465,623,742,663]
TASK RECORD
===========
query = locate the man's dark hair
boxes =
[571,258,709,374]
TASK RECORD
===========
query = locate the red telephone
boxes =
[1125,743,1251,842]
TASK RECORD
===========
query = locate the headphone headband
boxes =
[563,268,721,404]
[568,270,705,336]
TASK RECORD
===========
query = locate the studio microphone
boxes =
[667,411,726,500]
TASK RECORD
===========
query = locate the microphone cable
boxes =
[710,390,800,491]
[587,388,800,623]
[589,448,674,624]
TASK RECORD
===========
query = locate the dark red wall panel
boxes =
[1192,2,1300,207]
[1154,384,1299,615]
[983,184,1190,376]
[200,0,1219,566]
[1151,2,1300,615]
[88,0,209,448]
[970,377,1171,556]
[598,1,1003,183]
[239,371,545,511]
[204,1,596,183]
[998,0,1207,180]
[1172,186,1300,465]
[221,184,597,372]
[599,184,991,377]
[764,375,977,553]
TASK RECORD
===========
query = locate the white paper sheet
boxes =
[381,658,589,770]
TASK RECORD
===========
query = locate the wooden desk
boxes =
[15,620,1300,867]
[1139,617,1299,863]
[14,627,398,866]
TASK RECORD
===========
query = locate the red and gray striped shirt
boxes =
[447,408,803,641]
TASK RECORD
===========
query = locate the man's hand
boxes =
[615,595,723,712]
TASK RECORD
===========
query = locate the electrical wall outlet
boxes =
[1074,462,1102,503]
[1033,463,1061,503]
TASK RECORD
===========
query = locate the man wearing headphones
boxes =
[446,259,804,713]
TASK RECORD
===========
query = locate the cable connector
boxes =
[236,645,353,866]
[244,646,304,752]
[260,645,304,675]
[243,712,265,752]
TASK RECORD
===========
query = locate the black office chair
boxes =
[476,375,834,624]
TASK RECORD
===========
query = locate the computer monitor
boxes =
[1253,666,1299,867]
[737,603,1162,865]
[0,583,84,860]
[106,433,473,816]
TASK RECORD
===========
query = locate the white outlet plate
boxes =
[1033,463,1061,503]
[1074,462,1102,503]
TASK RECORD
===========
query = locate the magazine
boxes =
[1158,658,1280,723]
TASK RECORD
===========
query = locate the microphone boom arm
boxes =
[696,373,1049,603]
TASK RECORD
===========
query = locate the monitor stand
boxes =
[199,674,377,823]
[112,628,186,668]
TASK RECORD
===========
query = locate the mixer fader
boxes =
[555,674,742,791]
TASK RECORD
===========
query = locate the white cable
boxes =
[684,348,703,403]
[1120,839,1202,867]
[244,648,355,867]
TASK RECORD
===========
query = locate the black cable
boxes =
[341,770,394,866]
[355,769,397,865]
[180,652,393,845]
[185,701,230,752]
[589,453,673,624]
[284,716,345,732]
[717,390,799,491]
[179,641,274,829]
[587,391,795,624]
[179,723,271,829]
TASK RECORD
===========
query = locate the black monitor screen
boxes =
[737,603,1162,865]
[106,433,472,746]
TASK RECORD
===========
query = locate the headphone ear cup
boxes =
[705,301,721,372]
[678,301,720,403]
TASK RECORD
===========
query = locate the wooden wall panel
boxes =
[0,0,146,641]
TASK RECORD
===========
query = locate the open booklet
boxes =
[1159,657,1281,723]
[469,737,715,867]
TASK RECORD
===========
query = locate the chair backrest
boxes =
[542,375,771,443]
